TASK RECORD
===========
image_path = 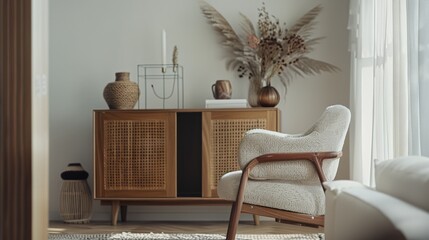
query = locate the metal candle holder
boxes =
[137,64,184,109]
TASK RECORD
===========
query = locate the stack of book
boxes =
[205,99,249,108]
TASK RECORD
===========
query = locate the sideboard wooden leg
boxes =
[111,201,120,225]
[120,205,128,222]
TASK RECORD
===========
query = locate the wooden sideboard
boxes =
[93,108,279,225]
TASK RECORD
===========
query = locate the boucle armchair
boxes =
[217,105,351,240]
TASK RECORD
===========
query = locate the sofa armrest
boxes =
[323,180,368,193]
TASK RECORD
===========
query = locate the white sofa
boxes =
[324,156,429,240]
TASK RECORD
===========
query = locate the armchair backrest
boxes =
[305,104,351,152]
[238,105,351,181]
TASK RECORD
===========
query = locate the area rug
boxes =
[49,232,324,240]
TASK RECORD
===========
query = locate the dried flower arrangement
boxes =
[200,2,339,93]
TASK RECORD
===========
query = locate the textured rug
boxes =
[49,232,324,240]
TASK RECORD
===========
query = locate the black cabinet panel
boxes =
[177,112,202,197]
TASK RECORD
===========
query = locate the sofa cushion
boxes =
[325,182,429,240]
[375,156,429,212]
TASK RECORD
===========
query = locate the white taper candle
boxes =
[162,30,167,66]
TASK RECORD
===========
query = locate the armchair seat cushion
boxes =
[217,170,325,216]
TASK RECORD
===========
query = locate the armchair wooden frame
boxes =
[225,151,342,240]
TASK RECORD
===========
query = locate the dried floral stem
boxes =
[172,45,178,72]
[172,45,178,66]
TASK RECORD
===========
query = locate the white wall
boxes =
[49,0,350,221]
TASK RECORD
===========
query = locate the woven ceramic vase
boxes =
[103,72,140,109]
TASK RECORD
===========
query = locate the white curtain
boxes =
[407,0,422,156]
[408,0,429,157]
[349,0,409,186]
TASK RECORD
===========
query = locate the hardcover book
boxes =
[205,99,249,108]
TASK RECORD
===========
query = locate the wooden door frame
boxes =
[1,0,49,239]
[1,0,33,239]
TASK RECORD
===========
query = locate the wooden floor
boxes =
[49,220,323,235]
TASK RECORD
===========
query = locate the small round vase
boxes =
[258,84,280,107]
[103,72,140,109]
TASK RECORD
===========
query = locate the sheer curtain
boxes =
[408,0,429,157]
[348,0,409,186]
[349,0,429,185]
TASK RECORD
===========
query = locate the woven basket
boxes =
[103,72,140,109]
[59,163,92,224]
[59,180,92,224]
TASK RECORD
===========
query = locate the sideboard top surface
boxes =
[93,108,278,113]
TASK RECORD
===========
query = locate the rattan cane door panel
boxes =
[202,110,279,197]
[94,111,176,199]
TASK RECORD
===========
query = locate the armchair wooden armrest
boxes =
[226,151,342,240]
[243,151,342,189]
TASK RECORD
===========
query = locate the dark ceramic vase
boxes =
[258,84,280,107]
